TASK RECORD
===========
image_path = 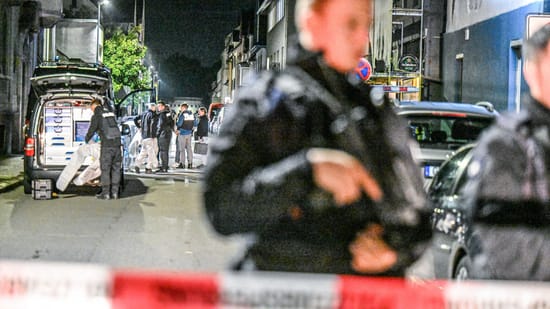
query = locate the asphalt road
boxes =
[0,175,247,272]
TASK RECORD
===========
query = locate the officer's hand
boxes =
[349,224,398,274]
[306,148,383,205]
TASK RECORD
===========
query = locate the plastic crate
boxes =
[31,179,52,200]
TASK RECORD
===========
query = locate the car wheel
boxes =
[454,256,472,281]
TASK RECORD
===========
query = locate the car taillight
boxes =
[431,111,467,118]
[24,137,35,156]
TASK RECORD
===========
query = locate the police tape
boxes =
[0,261,111,309]
[1,260,550,308]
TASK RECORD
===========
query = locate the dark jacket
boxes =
[464,96,550,280]
[203,45,431,275]
[86,105,121,148]
[196,114,209,138]
[135,109,158,139]
[157,109,173,140]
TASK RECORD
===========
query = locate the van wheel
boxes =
[453,256,472,281]
[23,177,32,194]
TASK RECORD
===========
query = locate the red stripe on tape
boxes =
[112,271,219,309]
[337,276,446,309]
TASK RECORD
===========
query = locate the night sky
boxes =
[104,0,257,66]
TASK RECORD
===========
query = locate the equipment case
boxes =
[32,179,53,200]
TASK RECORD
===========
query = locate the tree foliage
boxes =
[104,26,151,99]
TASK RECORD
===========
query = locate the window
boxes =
[405,115,493,150]
[428,147,471,201]
[281,46,285,69]
[267,0,285,31]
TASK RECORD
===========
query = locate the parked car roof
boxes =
[398,101,498,117]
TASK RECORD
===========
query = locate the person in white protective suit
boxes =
[56,139,101,191]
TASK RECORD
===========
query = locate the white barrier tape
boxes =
[220,271,338,308]
[445,281,550,309]
[0,261,111,309]
[2,260,550,308]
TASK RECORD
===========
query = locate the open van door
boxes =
[115,89,156,169]
[116,88,156,121]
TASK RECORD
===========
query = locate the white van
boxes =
[23,61,127,194]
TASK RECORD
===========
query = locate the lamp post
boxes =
[96,0,109,64]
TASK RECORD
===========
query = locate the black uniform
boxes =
[463,96,550,281]
[86,104,122,198]
[134,108,158,139]
[196,114,209,139]
[203,44,431,275]
[156,109,173,172]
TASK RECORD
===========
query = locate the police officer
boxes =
[86,99,122,200]
[463,24,550,281]
[203,0,430,275]
[156,101,174,172]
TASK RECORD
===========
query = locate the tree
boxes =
[104,26,151,100]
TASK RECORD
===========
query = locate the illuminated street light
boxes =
[96,0,110,64]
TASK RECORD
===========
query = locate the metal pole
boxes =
[419,0,424,99]
[142,0,145,43]
[419,0,424,75]
[96,2,101,63]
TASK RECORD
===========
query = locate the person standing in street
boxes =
[175,103,195,169]
[194,106,210,167]
[156,101,175,173]
[173,104,182,166]
[463,24,550,281]
[196,106,209,142]
[85,99,122,200]
[133,103,159,173]
[203,0,430,275]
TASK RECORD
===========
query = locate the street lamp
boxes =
[96,0,109,64]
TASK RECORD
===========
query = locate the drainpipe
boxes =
[42,26,56,62]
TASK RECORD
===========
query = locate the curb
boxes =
[0,174,23,194]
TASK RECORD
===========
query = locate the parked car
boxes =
[23,61,129,194]
[427,143,476,280]
[396,101,498,184]
[209,103,232,136]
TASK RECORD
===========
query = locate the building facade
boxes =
[257,0,296,72]
[214,0,447,105]
[442,0,550,112]
[0,0,109,155]
[0,0,63,155]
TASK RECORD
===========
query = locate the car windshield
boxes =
[405,115,493,150]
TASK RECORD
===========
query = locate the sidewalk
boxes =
[0,155,24,193]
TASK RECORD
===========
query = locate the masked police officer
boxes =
[86,99,122,200]
[203,0,430,275]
